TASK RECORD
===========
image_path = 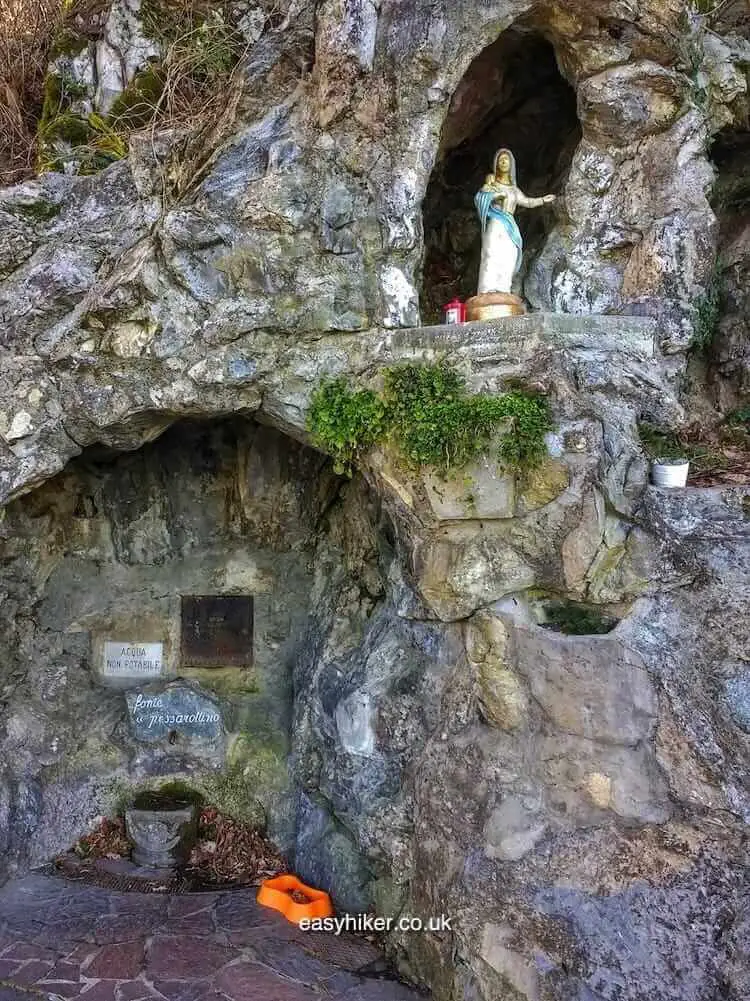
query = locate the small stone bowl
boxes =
[125,790,199,870]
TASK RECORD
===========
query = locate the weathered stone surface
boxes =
[510,624,658,745]
[293,793,374,914]
[465,614,529,731]
[578,62,685,145]
[422,463,516,521]
[725,672,750,733]
[416,529,537,621]
[484,796,547,861]
[0,421,335,877]
[1,4,750,1001]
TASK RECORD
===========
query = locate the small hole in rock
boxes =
[540,601,619,636]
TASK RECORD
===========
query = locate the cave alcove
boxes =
[707,124,750,409]
[420,26,581,321]
[0,415,385,888]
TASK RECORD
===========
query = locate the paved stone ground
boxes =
[0,875,426,1001]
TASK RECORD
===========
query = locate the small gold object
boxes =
[465,292,526,321]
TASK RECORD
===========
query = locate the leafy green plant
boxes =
[308,363,552,476]
[726,407,750,426]
[691,264,724,353]
[108,65,167,130]
[307,379,388,475]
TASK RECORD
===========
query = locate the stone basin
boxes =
[125,790,199,869]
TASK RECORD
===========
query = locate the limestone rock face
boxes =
[1,4,750,1001]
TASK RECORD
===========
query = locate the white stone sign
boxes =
[103,642,164,678]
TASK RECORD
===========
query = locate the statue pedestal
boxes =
[466,293,526,321]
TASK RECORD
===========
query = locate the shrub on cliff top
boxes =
[308,363,552,476]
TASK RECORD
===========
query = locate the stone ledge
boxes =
[641,485,750,540]
[378,314,657,361]
[0,313,668,506]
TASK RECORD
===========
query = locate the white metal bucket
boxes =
[651,459,689,488]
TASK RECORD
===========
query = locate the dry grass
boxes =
[125,1,251,199]
[0,0,257,189]
[0,0,107,185]
[640,413,750,486]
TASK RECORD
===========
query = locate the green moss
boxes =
[48,112,91,144]
[517,457,570,508]
[541,601,618,636]
[41,739,124,787]
[109,65,166,129]
[181,666,261,695]
[201,735,289,827]
[40,71,90,122]
[12,200,61,221]
[133,781,204,810]
[590,542,627,579]
[38,109,127,175]
[50,29,89,59]
[308,362,552,476]
[691,263,724,353]
[107,734,288,828]
[107,779,134,816]
[40,74,63,125]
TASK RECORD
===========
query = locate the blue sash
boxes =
[475,190,523,274]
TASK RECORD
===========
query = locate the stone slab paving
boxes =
[0,876,426,1001]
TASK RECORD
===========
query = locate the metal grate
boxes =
[42,856,212,894]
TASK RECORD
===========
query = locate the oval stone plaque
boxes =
[126,682,224,747]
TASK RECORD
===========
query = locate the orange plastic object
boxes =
[257,874,334,924]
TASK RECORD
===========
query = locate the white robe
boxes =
[477,215,520,295]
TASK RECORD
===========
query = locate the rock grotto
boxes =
[0,1,749,999]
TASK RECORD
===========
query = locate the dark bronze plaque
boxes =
[181,595,253,668]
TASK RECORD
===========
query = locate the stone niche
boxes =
[708,122,750,408]
[420,26,581,320]
[0,417,361,877]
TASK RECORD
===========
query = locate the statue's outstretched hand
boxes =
[543,194,556,204]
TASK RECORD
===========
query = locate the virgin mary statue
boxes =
[470,149,555,316]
